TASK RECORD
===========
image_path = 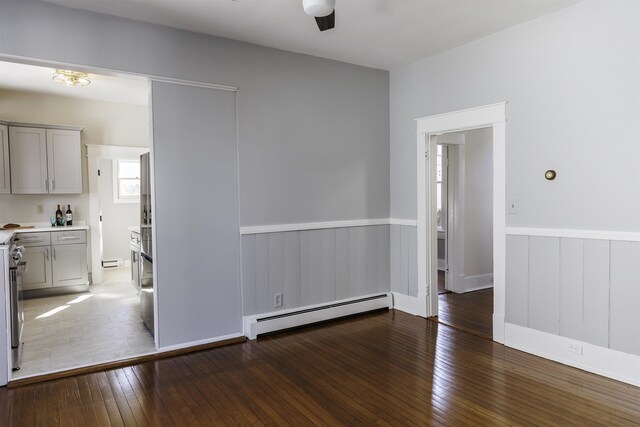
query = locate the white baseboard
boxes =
[456,273,493,293]
[504,323,640,387]
[243,293,392,340]
[493,313,505,344]
[391,291,423,316]
[156,332,244,352]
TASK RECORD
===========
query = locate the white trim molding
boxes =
[416,102,507,344]
[506,227,640,242]
[391,292,423,317]
[156,332,244,353]
[505,323,640,387]
[389,218,418,227]
[240,218,390,235]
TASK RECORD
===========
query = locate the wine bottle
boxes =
[56,205,63,226]
[66,204,73,226]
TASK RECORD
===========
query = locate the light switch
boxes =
[508,200,519,214]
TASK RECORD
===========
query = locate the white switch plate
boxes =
[274,292,283,308]
[37,204,44,214]
[508,200,519,214]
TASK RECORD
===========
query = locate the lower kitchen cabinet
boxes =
[22,246,52,290]
[20,230,88,291]
[52,243,88,287]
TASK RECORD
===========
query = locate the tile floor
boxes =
[14,268,156,379]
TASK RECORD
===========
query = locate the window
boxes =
[113,159,140,203]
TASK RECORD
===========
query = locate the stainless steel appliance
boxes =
[140,153,154,335]
[130,230,141,292]
[9,241,26,371]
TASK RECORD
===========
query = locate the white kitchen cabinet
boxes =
[52,243,88,287]
[18,230,88,292]
[22,246,53,291]
[46,129,82,194]
[8,126,48,194]
[0,124,9,194]
[8,125,82,194]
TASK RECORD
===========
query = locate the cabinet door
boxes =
[52,244,88,287]
[46,129,82,194]
[22,246,53,290]
[0,125,9,194]
[9,127,48,194]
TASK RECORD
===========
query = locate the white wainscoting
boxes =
[505,227,640,386]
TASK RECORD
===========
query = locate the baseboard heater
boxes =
[244,293,392,340]
[102,259,123,268]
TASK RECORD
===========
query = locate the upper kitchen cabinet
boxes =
[46,129,83,193]
[9,125,83,194]
[0,124,9,194]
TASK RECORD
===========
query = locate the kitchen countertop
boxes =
[128,225,140,234]
[0,223,89,246]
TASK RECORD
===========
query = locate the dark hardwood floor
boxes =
[436,269,494,339]
[438,288,494,340]
[2,309,639,426]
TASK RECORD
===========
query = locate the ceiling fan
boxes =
[302,0,336,32]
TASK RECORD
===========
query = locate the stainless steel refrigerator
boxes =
[139,153,154,336]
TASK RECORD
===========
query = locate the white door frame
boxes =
[416,102,506,343]
[86,144,149,284]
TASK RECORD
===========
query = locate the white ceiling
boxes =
[0,61,149,105]
[40,0,578,70]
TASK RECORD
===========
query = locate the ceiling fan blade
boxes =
[315,10,335,32]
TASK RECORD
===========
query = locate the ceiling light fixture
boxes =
[52,69,91,87]
[302,0,335,17]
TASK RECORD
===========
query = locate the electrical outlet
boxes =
[37,204,44,214]
[274,293,283,308]
[567,341,583,355]
[508,200,519,214]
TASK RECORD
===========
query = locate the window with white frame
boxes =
[113,159,140,203]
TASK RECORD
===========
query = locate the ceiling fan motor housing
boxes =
[303,0,335,17]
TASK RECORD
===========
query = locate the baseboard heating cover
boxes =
[243,293,392,339]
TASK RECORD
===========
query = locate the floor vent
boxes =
[244,293,392,339]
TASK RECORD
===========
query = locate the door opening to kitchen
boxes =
[434,128,494,340]
[0,59,156,380]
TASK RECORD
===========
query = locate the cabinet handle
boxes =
[60,236,79,241]
[44,179,48,191]
[52,248,56,260]
[52,179,55,192]
[45,248,49,261]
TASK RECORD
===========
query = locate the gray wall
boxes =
[390,225,418,297]
[242,225,389,315]
[0,0,389,357]
[0,0,389,227]
[152,82,241,347]
[462,128,493,278]
[506,235,640,357]
[390,1,640,231]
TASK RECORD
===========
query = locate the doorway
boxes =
[415,103,506,343]
[0,59,157,380]
[435,129,494,339]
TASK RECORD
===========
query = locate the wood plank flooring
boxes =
[438,288,494,340]
[2,309,639,426]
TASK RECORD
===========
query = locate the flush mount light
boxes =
[302,0,335,17]
[52,69,91,87]
[545,170,557,180]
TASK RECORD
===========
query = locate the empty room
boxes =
[0,0,638,425]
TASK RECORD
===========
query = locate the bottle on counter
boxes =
[56,205,63,226]
[66,205,73,226]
